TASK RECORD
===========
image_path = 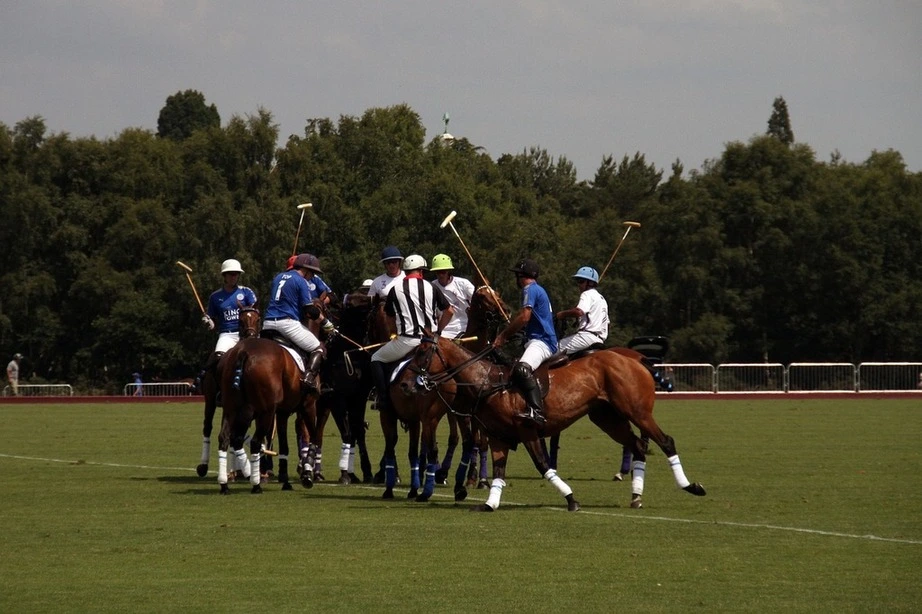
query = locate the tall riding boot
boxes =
[302,349,324,392]
[513,363,545,424]
[370,360,391,412]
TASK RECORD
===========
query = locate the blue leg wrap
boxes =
[422,462,438,498]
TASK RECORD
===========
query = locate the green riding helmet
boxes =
[430,253,454,272]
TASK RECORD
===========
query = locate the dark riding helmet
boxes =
[380,245,403,263]
[302,253,323,274]
[293,253,313,270]
[509,258,540,279]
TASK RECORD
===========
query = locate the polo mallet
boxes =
[291,202,313,256]
[439,210,510,322]
[598,221,642,281]
[176,261,205,314]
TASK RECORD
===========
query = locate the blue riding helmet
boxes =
[573,266,600,283]
[380,245,403,263]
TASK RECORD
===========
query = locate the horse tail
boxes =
[608,347,670,390]
[232,350,248,392]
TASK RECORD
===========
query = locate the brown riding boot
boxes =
[301,350,324,392]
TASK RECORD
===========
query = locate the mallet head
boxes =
[440,210,458,229]
[623,221,641,228]
[175,261,193,272]
[297,202,313,210]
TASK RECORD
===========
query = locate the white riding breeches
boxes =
[214,332,240,354]
[262,319,321,353]
[371,335,421,364]
[520,339,554,371]
[558,331,603,355]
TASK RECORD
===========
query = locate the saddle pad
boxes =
[389,357,412,384]
[281,345,305,373]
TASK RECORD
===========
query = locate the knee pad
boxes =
[511,362,533,386]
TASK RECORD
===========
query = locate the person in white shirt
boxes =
[556,266,610,354]
[367,246,406,301]
[429,253,476,339]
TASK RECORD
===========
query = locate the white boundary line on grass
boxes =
[3,453,920,546]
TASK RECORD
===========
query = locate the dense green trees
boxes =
[1,93,920,391]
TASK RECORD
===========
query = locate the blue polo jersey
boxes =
[521,281,558,353]
[264,271,312,320]
[206,285,258,333]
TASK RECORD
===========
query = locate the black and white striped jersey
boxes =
[384,276,451,337]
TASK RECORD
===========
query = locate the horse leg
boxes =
[613,444,632,481]
[477,433,490,489]
[197,372,217,477]
[416,411,442,502]
[379,408,399,499]
[452,417,475,502]
[629,413,706,499]
[276,413,293,491]
[472,442,509,512]
[435,411,459,485]
[217,415,231,494]
[548,433,560,470]
[523,434,580,512]
[406,421,421,499]
[249,433,263,494]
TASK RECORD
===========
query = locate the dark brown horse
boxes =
[217,329,321,494]
[379,286,509,502]
[196,305,261,478]
[401,336,706,511]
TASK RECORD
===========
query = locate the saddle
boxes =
[531,343,606,399]
[258,330,307,373]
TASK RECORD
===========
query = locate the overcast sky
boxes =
[2,1,919,180]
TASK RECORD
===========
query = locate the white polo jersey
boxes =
[575,288,609,339]
[367,271,405,299]
[433,275,475,338]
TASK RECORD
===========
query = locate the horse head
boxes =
[466,286,511,347]
[238,304,260,339]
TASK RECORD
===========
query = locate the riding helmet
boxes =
[509,258,540,279]
[429,253,454,271]
[380,246,403,263]
[402,254,428,271]
[302,253,323,274]
[573,266,600,284]
[221,258,244,274]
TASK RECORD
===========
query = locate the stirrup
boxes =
[516,407,546,424]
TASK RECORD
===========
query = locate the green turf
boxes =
[0,399,919,613]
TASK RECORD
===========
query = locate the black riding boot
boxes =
[302,349,324,392]
[370,360,391,412]
[193,351,223,393]
[512,363,545,424]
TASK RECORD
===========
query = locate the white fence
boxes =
[2,384,74,397]
[123,382,195,396]
[658,362,922,393]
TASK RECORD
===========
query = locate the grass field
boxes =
[1,398,920,613]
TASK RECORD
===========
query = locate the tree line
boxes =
[1,91,920,392]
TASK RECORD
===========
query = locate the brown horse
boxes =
[401,336,706,511]
[196,305,261,478]
[217,330,321,494]
[380,286,509,502]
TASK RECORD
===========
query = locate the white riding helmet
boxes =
[361,279,374,288]
[221,259,244,274]
[402,254,428,271]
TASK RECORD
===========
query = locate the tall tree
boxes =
[157,90,220,141]
[766,96,794,146]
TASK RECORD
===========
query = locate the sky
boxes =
[2,1,920,180]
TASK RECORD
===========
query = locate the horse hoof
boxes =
[314,472,325,482]
[220,484,229,495]
[612,473,624,482]
[382,489,394,500]
[684,483,707,496]
[435,468,449,484]
[454,487,468,502]
[338,474,351,485]
[196,464,208,478]
[349,473,361,483]
[282,482,293,491]
[251,484,262,494]
[568,499,581,512]
[630,497,643,509]
[470,503,494,512]
[477,478,489,490]
[301,474,314,489]
[406,489,418,500]
[415,493,431,503]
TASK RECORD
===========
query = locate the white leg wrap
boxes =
[543,468,573,498]
[235,449,251,478]
[667,454,691,489]
[348,447,355,473]
[631,460,646,497]
[250,453,261,485]
[339,443,350,471]
[218,450,228,484]
[314,453,322,471]
[200,437,211,465]
[485,478,506,510]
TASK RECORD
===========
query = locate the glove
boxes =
[321,318,335,333]
[201,315,215,330]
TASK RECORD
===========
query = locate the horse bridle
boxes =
[238,305,260,339]
[410,338,503,411]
